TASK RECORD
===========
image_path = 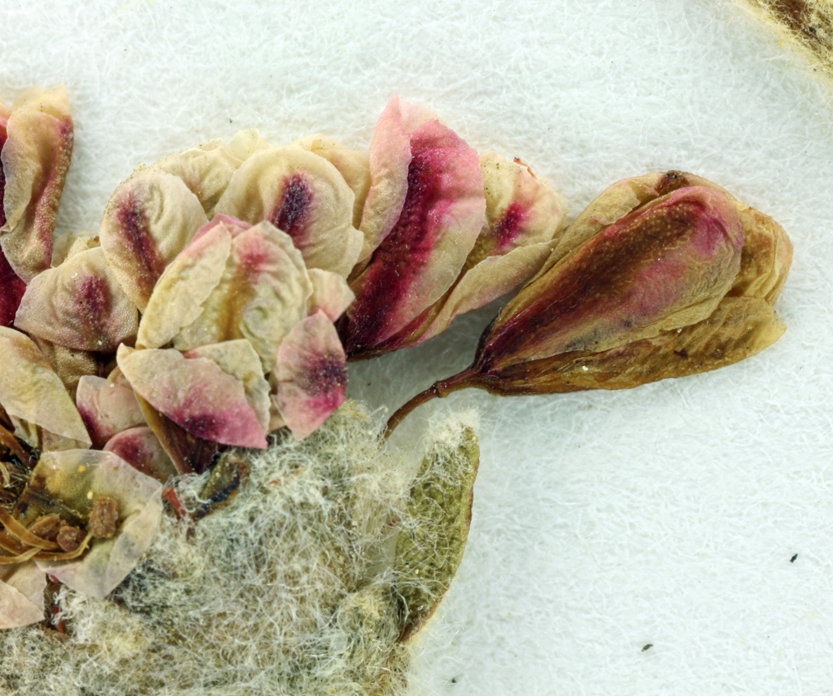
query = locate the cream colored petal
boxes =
[0,327,91,447]
[306,268,354,321]
[215,145,361,277]
[14,247,138,352]
[99,167,209,311]
[418,242,554,344]
[0,562,46,629]
[174,222,313,373]
[1,86,73,282]
[295,134,371,229]
[153,140,242,217]
[137,218,232,349]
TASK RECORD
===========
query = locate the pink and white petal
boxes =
[184,340,271,432]
[117,344,267,449]
[174,222,313,373]
[417,242,556,344]
[295,135,371,229]
[306,268,354,321]
[357,95,435,263]
[76,375,146,449]
[99,167,209,312]
[0,562,46,629]
[344,118,485,354]
[103,426,178,483]
[473,152,566,262]
[275,311,347,440]
[0,327,91,447]
[137,219,232,349]
[32,449,163,599]
[0,87,73,283]
[14,247,138,352]
[215,146,361,277]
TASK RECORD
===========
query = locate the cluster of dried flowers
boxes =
[0,83,791,671]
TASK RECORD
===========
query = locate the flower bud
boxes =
[387,172,792,431]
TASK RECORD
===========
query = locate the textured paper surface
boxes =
[2,0,832,693]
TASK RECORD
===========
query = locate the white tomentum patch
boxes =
[0,401,478,696]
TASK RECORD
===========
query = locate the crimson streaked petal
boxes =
[76,375,146,449]
[344,116,485,355]
[117,344,267,449]
[99,167,208,311]
[14,247,138,351]
[275,311,347,440]
[215,145,362,277]
[0,86,73,283]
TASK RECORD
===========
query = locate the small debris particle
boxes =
[790,553,798,563]
[90,495,120,538]
[56,525,85,552]
[642,643,653,652]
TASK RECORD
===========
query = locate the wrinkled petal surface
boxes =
[100,167,209,311]
[173,221,313,373]
[275,311,347,440]
[0,327,91,447]
[117,345,267,448]
[137,217,232,349]
[15,247,138,351]
[215,145,362,277]
[306,268,354,322]
[295,134,371,229]
[1,87,73,282]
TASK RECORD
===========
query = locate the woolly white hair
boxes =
[0,402,478,696]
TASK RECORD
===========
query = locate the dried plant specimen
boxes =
[0,87,73,284]
[387,171,792,431]
[736,0,833,79]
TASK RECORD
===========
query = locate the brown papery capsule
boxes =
[386,171,792,433]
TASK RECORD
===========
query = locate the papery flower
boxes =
[0,87,73,326]
[121,215,352,452]
[339,96,567,359]
[387,171,792,431]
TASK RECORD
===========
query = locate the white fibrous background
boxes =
[3,0,833,693]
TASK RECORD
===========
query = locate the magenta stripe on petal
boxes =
[345,120,483,354]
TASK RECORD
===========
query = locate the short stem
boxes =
[384,367,477,438]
